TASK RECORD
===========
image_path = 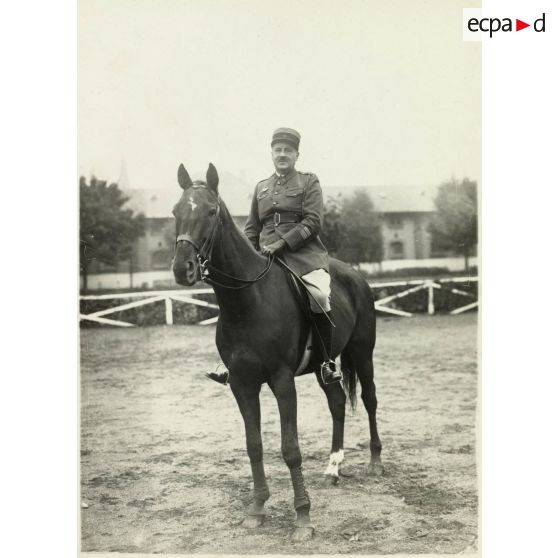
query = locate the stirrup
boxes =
[320,360,341,385]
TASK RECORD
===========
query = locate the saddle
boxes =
[277,260,323,376]
[284,265,313,321]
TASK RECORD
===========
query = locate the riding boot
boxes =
[205,367,229,385]
[313,311,342,384]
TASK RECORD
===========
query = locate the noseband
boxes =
[175,190,274,290]
[176,233,202,253]
[176,231,209,281]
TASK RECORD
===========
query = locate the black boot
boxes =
[205,365,229,385]
[205,371,229,385]
[313,312,342,384]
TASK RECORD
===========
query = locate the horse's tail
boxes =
[340,349,358,412]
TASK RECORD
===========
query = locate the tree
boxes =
[429,178,478,271]
[79,176,145,291]
[322,189,384,266]
[162,219,177,257]
[321,194,345,256]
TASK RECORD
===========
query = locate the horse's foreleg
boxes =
[231,383,269,527]
[316,374,346,484]
[272,374,314,541]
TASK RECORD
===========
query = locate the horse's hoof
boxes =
[324,474,339,486]
[367,461,384,477]
[242,515,265,528]
[291,525,315,542]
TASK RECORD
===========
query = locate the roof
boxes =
[322,185,438,213]
[125,174,438,218]
[124,169,254,218]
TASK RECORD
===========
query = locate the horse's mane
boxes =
[218,196,266,260]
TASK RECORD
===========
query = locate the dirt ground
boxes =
[80,314,478,555]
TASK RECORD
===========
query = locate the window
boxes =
[389,240,404,259]
[97,261,118,272]
[151,250,171,270]
[150,219,165,233]
[387,216,403,229]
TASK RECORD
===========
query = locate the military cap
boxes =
[271,127,301,150]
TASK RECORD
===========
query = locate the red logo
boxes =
[466,12,546,38]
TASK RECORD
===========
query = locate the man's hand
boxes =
[262,239,287,255]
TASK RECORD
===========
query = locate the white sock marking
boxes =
[324,449,345,477]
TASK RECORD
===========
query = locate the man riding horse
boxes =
[212,127,342,385]
[172,154,381,539]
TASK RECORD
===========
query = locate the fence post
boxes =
[165,297,173,325]
[427,283,435,315]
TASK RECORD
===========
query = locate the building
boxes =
[123,170,254,276]
[81,174,475,290]
[322,185,453,261]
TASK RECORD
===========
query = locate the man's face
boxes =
[271,142,299,175]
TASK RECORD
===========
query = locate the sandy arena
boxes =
[80,313,478,554]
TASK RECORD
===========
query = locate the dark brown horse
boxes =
[172,163,382,541]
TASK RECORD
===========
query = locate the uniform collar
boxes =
[275,169,297,182]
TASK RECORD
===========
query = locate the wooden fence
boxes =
[372,276,478,318]
[80,277,478,327]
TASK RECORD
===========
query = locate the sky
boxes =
[78,0,481,191]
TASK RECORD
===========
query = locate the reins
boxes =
[176,191,275,290]
[202,254,275,289]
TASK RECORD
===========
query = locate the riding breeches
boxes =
[301,269,331,313]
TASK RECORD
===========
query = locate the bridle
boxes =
[175,186,275,290]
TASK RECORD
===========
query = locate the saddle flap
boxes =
[285,268,312,320]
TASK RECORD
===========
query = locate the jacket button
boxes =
[273,201,278,205]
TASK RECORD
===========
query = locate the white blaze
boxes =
[188,196,197,211]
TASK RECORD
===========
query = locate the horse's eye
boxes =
[209,208,217,216]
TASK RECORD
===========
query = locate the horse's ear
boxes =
[206,163,219,193]
[177,164,193,190]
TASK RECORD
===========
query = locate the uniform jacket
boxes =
[244,169,329,276]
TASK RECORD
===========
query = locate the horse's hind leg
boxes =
[346,342,383,475]
[316,374,346,484]
[358,356,383,475]
[230,382,270,527]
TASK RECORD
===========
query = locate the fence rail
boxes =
[80,277,478,327]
